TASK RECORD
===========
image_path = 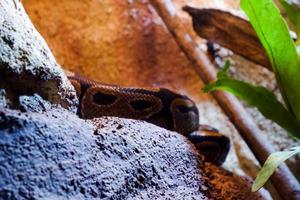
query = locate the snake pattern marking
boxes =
[66,70,230,165]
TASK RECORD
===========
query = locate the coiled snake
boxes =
[66,70,230,165]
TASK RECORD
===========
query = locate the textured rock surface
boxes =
[0,0,78,112]
[0,108,269,199]
[0,89,7,108]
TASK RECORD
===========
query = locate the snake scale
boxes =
[66,70,230,165]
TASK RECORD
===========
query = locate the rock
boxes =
[18,94,52,113]
[0,108,269,199]
[0,0,78,112]
[0,89,7,108]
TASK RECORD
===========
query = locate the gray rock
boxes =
[18,94,52,113]
[0,108,268,200]
[0,0,78,112]
[0,108,209,199]
[0,89,7,108]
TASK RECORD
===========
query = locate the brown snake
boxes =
[66,70,230,165]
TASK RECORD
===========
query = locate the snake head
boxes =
[170,97,199,136]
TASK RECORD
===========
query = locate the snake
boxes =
[65,70,230,165]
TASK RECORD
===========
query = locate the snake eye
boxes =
[176,105,190,113]
[130,100,155,111]
[93,92,117,105]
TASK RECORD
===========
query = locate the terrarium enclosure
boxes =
[0,0,299,199]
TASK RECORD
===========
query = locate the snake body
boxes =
[66,70,230,165]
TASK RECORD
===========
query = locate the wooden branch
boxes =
[149,1,300,199]
[183,7,272,70]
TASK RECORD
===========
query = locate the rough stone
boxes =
[0,108,269,199]
[0,89,7,108]
[18,94,52,113]
[0,0,78,112]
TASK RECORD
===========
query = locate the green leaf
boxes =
[252,146,300,191]
[204,77,300,139]
[297,40,300,56]
[279,0,300,36]
[241,0,300,121]
[217,60,231,79]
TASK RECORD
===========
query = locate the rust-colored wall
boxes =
[22,0,238,101]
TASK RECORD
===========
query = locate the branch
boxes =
[183,7,271,69]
